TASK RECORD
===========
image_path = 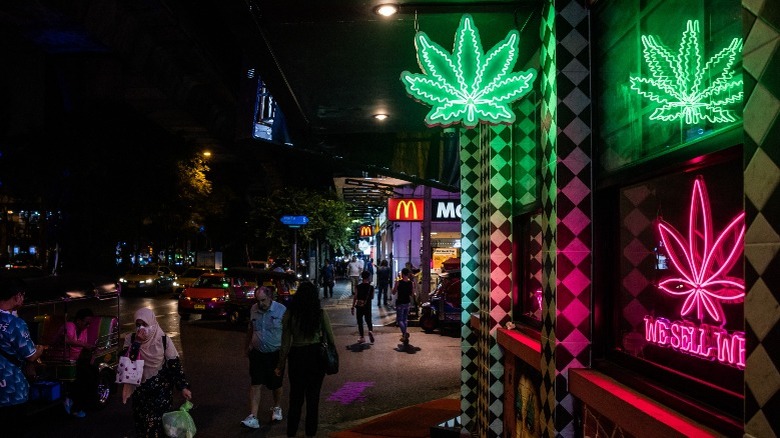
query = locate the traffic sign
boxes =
[280,215,309,227]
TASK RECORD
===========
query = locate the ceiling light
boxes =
[375,4,398,17]
[373,113,389,121]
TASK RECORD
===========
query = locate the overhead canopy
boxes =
[236,0,543,191]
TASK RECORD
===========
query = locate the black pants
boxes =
[376,282,389,305]
[355,306,373,337]
[286,343,325,437]
[322,281,334,298]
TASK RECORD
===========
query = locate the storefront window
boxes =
[615,156,743,395]
[595,0,742,173]
[513,211,543,326]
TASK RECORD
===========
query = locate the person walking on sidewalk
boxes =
[275,281,336,438]
[351,271,375,344]
[392,268,417,344]
[241,286,287,429]
[320,259,335,298]
[347,256,362,296]
[375,259,392,306]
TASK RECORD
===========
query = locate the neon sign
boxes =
[629,20,743,125]
[643,316,745,368]
[400,14,537,129]
[644,177,745,368]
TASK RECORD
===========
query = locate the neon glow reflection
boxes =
[629,20,743,125]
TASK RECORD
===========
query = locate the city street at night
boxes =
[21,280,461,437]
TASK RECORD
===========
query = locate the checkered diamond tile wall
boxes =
[538,1,593,436]
[460,127,482,431]
[742,2,780,437]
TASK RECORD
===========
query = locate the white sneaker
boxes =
[271,406,283,421]
[241,414,260,429]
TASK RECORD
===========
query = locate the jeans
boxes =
[286,343,325,437]
[396,303,411,336]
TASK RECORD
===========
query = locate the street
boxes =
[22,280,461,437]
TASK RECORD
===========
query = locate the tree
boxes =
[247,189,351,261]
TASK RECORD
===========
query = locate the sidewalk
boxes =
[317,280,462,438]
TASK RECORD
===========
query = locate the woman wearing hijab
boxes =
[275,281,336,438]
[122,308,192,437]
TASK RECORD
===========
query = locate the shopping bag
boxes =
[115,355,144,385]
[163,400,197,438]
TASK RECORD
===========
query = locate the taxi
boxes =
[177,272,253,319]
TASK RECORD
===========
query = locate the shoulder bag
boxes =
[319,311,339,375]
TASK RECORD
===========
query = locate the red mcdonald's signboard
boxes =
[359,225,373,237]
[388,198,424,221]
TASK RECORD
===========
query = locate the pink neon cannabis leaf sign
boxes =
[656,177,745,323]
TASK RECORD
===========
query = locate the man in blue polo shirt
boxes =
[0,279,46,435]
[241,286,287,429]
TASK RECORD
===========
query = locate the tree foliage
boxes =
[247,189,351,259]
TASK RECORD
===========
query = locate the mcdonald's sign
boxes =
[388,198,424,221]
[359,225,373,237]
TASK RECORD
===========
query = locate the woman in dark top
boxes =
[352,271,374,344]
[275,281,336,438]
[392,268,416,344]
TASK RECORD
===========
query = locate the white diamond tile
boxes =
[560,29,588,56]
[559,1,588,27]
[562,58,589,85]
[744,83,780,145]
[746,277,780,340]
[745,148,780,210]
[562,117,591,145]
[744,14,779,58]
[743,0,767,16]
[562,147,590,175]
[745,344,780,406]
[563,87,590,115]
[746,213,780,245]
[743,31,779,79]
[746,410,774,438]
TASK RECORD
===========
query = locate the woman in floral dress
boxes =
[121,308,193,437]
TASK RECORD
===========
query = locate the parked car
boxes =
[119,265,176,295]
[223,267,298,324]
[173,267,219,296]
[177,272,254,319]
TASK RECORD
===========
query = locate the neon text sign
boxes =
[643,316,745,368]
[629,20,743,125]
[400,14,537,128]
[644,177,745,369]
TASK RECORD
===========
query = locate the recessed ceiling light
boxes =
[375,4,398,17]
[373,113,389,121]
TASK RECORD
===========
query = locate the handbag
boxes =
[319,312,339,375]
[116,344,144,385]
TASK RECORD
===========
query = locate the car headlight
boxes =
[119,278,126,283]
[173,281,180,287]
[145,279,153,284]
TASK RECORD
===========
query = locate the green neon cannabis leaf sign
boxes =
[400,14,537,129]
[629,20,743,125]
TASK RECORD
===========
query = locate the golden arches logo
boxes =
[359,225,373,237]
[388,198,424,221]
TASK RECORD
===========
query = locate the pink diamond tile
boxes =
[561,238,589,266]
[561,268,590,297]
[561,177,590,207]
[622,268,650,297]
[561,300,589,328]
[623,298,650,329]
[623,209,651,236]
[623,238,651,267]
[561,207,590,237]
[562,147,590,175]
[622,185,654,206]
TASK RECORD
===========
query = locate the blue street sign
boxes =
[280,215,309,227]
